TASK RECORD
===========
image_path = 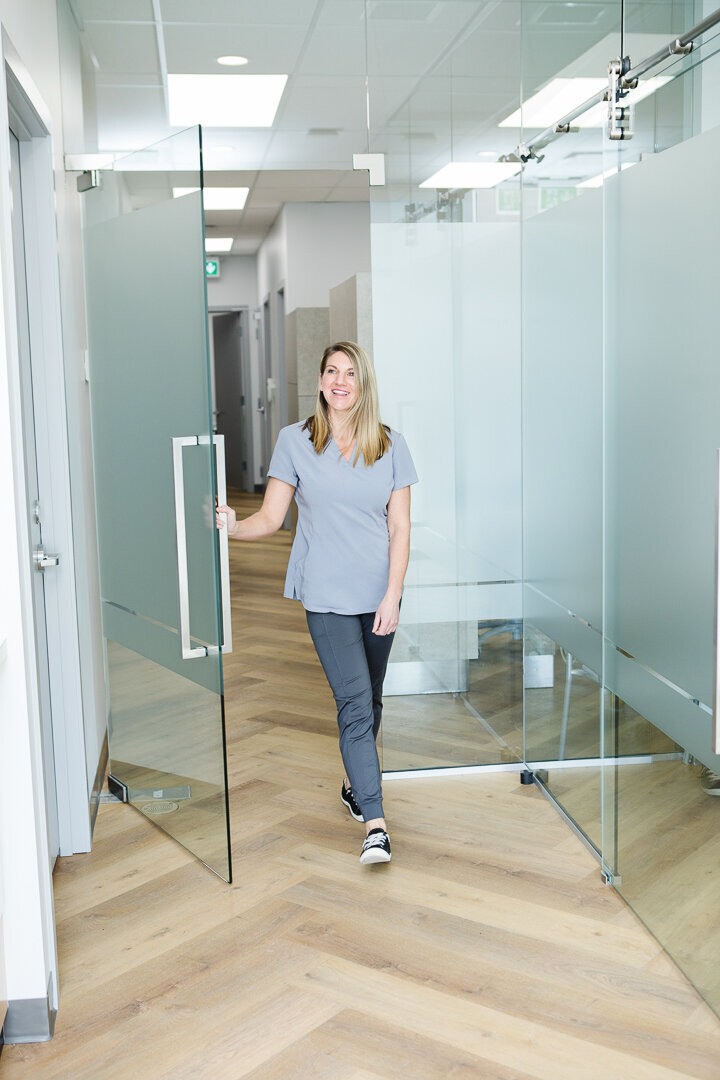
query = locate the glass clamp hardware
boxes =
[608,59,632,141]
[33,546,60,570]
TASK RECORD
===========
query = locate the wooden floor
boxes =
[4,492,720,1079]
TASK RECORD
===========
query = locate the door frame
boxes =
[2,34,90,857]
[208,305,255,491]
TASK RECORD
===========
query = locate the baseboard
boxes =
[89,729,109,835]
[3,994,56,1043]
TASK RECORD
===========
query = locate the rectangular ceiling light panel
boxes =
[578,161,637,188]
[573,77,673,127]
[173,187,249,209]
[501,76,672,130]
[205,238,234,252]
[500,78,606,128]
[420,162,522,189]
[168,74,288,127]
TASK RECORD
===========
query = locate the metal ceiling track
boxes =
[512,5,720,164]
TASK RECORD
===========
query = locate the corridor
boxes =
[3,493,719,1080]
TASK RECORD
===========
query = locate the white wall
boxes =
[0,0,104,1030]
[0,0,61,1024]
[206,254,257,310]
[56,0,108,814]
[284,202,371,313]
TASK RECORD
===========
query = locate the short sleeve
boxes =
[267,426,299,487]
[391,432,418,491]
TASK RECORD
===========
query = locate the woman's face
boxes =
[319,351,358,416]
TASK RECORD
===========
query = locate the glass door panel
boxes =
[602,42,720,1011]
[365,1,524,772]
[83,127,232,881]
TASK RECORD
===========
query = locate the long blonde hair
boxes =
[302,341,391,467]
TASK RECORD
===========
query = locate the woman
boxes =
[216,341,417,865]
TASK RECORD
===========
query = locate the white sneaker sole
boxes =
[360,848,391,865]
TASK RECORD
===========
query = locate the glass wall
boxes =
[602,11,720,1008]
[366,1,524,772]
[366,0,720,1016]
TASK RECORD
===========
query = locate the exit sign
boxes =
[205,257,221,278]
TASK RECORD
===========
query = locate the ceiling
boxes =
[68,0,683,250]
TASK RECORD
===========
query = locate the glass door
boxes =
[365,1,524,772]
[83,127,232,881]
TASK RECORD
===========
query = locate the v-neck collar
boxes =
[332,436,356,464]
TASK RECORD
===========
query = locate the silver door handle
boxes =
[33,546,60,570]
[171,435,233,660]
[202,433,232,656]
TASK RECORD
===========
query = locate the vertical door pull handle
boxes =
[172,436,206,659]
[172,435,233,659]
[202,433,233,654]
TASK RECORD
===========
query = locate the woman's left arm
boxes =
[372,486,411,636]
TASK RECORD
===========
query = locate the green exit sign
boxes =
[205,257,221,278]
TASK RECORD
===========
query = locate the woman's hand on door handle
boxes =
[216,501,237,537]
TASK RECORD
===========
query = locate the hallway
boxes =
[3,492,720,1079]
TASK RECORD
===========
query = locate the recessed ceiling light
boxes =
[578,161,637,188]
[499,78,606,128]
[217,56,248,66]
[167,74,287,128]
[419,162,522,189]
[205,238,234,252]
[173,187,249,210]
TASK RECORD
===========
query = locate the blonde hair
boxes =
[302,341,391,467]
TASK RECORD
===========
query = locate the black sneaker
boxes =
[360,828,391,865]
[341,782,364,821]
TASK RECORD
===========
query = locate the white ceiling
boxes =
[69,0,682,250]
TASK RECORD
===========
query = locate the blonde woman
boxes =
[216,341,417,864]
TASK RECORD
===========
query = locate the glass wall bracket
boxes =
[608,59,632,141]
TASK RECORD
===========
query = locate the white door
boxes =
[9,127,60,868]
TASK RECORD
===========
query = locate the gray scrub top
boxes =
[267,421,418,614]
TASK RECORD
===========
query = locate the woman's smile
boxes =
[320,351,358,412]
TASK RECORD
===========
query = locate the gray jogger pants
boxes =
[305,609,397,822]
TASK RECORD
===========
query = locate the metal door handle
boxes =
[202,433,232,656]
[33,546,60,570]
[171,435,233,660]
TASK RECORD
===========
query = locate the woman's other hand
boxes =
[216,503,237,536]
[372,594,400,636]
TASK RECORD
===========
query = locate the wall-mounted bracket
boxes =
[352,152,386,186]
[76,170,101,192]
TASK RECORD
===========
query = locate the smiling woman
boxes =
[216,341,418,865]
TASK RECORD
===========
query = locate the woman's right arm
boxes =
[216,477,296,540]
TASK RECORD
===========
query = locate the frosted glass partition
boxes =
[84,128,231,880]
[366,0,523,769]
[603,104,720,1008]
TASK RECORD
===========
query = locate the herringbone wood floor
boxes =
[3,492,720,1079]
